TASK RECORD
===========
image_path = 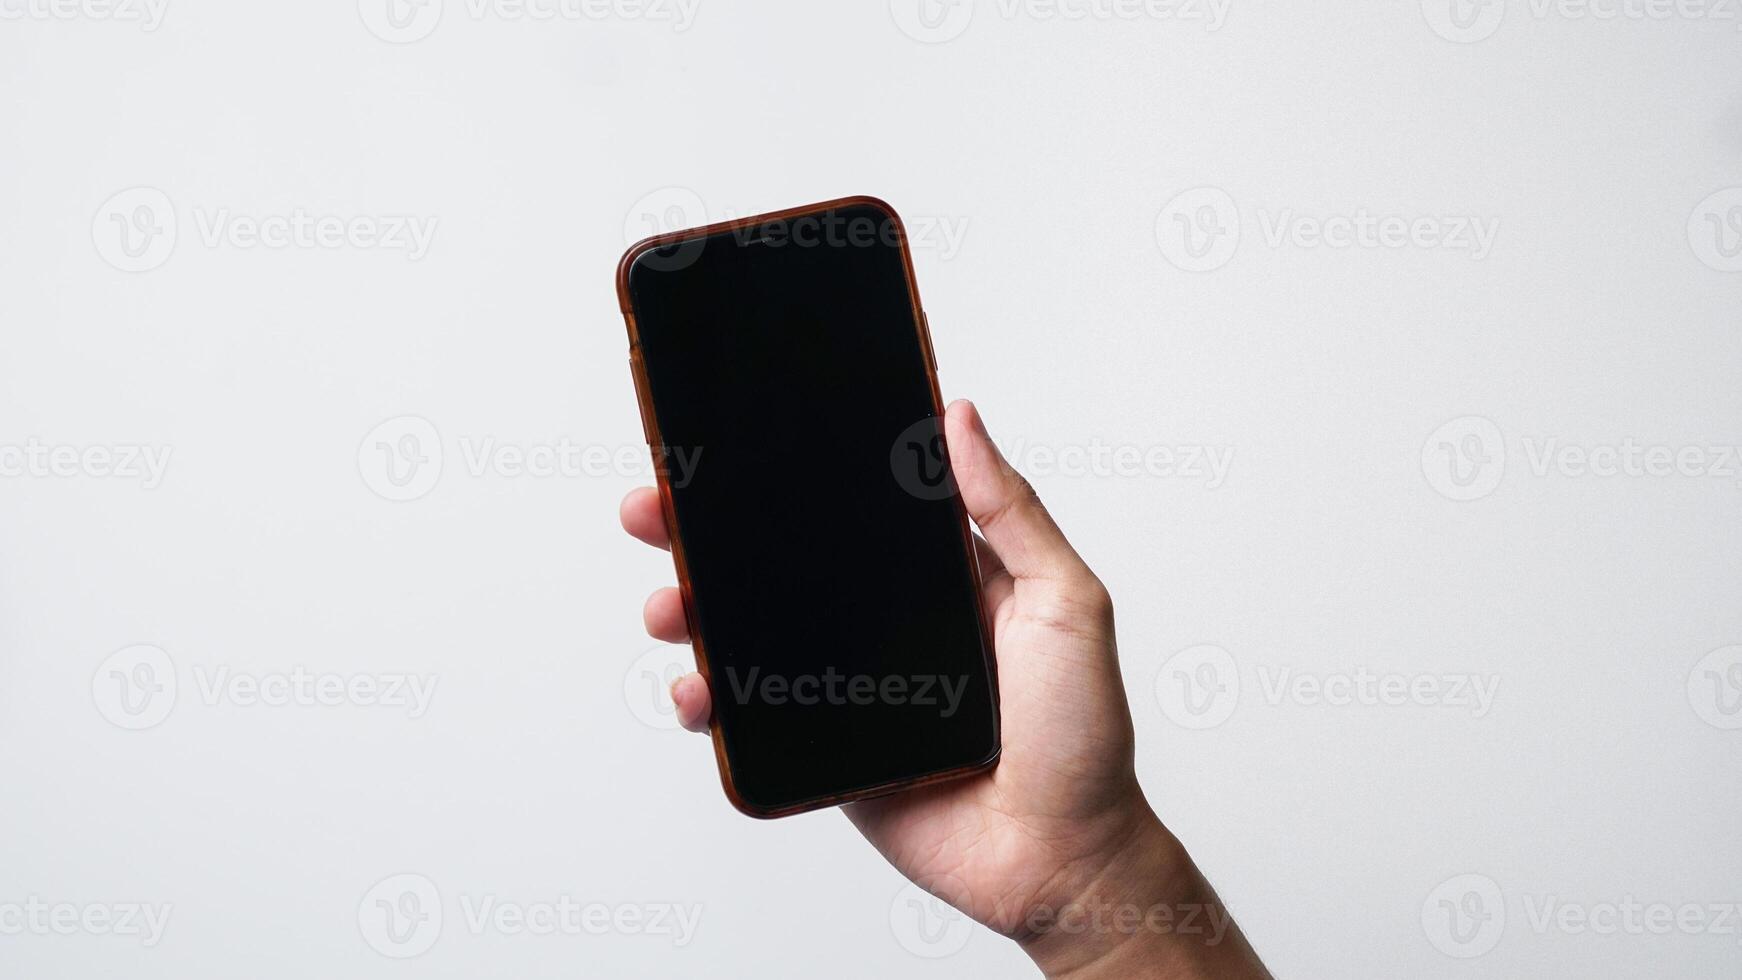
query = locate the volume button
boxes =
[920,311,939,372]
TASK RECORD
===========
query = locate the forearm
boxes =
[1017,815,1272,980]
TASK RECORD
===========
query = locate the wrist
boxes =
[1015,810,1268,980]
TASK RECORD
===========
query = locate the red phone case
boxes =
[615,195,1001,818]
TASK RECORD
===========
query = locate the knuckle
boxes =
[1022,575,1115,639]
[1077,575,1114,617]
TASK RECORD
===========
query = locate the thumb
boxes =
[944,399,1088,583]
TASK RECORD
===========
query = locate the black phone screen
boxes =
[624,202,999,814]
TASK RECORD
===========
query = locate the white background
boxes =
[3,0,1740,977]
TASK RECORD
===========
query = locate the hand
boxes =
[620,399,1270,979]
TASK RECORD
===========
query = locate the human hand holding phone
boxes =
[622,399,1272,980]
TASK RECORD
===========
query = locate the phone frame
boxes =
[614,195,1001,818]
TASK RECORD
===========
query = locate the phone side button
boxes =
[920,311,938,372]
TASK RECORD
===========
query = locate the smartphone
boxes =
[616,196,1001,818]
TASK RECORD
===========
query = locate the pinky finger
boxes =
[669,673,712,733]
